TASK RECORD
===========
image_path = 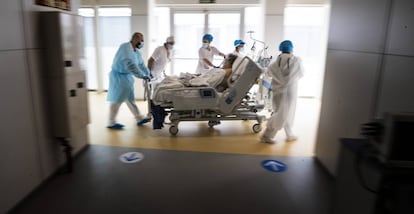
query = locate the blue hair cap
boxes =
[203,34,213,42]
[234,39,245,47]
[279,40,293,53]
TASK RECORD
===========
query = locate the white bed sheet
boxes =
[152,56,250,106]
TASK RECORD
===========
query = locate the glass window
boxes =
[98,7,131,16]
[208,13,240,55]
[173,13,205,74]
[98,7,131,90]
[78,8,95,17]
[151,7,171,75]
[172,12,242,75]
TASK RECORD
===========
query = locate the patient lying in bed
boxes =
[189,53,237,91]
[152,54,239,105]
[150,54,246,129]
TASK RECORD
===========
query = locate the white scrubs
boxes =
[149,45,170,96]
[262,53,304,140]
[196,46,220,74]
[232,50,243,57]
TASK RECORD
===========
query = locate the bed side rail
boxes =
[219,57,264,114]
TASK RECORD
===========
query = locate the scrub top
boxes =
[150,45,170,79]
[196,46,220,74]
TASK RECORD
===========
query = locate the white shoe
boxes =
[286,136,298,142]
[260,136,276,144]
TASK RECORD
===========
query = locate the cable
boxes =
[354,144,380,194]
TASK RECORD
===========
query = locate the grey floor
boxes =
[10,145,334,214]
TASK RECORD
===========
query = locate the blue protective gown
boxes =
[107,42,149,103]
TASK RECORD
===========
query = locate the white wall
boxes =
[263,0,285,57]
[0,0,82,212]
[315,0,414,176]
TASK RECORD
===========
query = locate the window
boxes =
[99,7,131,90]
[173,13,205,74]
[78,7,131,91]
[170,11,242,75]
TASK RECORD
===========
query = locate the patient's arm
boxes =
[223,68,232,81]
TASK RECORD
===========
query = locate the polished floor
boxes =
[11,145,334,214]
[88,92,321,156]
[9,93,332,213]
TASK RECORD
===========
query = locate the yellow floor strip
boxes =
[88,92,320,157]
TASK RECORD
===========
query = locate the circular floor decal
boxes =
[119,152,144,163]
[261,160,287,172]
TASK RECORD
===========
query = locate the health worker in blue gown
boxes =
[107,32,151,129]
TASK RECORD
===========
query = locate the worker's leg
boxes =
[126,100,150,126]
[260,113,280,144]
[284,123,298,142]
[107,102,124,129]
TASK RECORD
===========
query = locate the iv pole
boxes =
[246,31,271,68]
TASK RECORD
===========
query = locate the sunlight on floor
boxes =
[87,92,320,157]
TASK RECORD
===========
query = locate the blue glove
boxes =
[143,76,151,81]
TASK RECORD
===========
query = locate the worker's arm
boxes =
[203,58,214,67]
[147,57,154,71]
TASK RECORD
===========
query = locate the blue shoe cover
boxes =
[107,123,124,129]
[137,118,151,126]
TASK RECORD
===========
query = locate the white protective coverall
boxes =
[262,53,304,141]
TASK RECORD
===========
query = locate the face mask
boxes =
[202,42,209,49]
[239,47,245,53]
[136,41,144,49]
[166,44,173,50]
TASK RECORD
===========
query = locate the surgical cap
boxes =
[234,39,245,47]
[202,34,213,42]
[279,40,294,53]
[166,36,174,43]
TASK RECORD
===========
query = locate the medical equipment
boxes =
[147,56,265,135]
[247,31,272,68]
[246,31,273,112]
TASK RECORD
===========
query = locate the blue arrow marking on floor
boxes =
[124,153,140,162]
[261,160,287,172]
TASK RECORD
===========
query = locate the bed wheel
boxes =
[253,124,262,133]
[208,120,220,127]
[169,126,178,135]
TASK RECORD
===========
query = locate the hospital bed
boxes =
[147,56,265,135]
